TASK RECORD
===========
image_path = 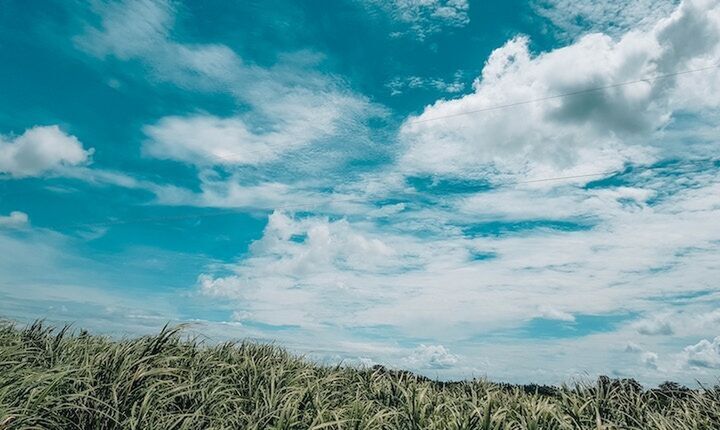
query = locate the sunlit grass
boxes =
[0,320,718,429]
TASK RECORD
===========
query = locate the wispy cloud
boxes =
[75,0,240,90]
[363,0,470,39]
[535,0,681,39]
[386,71,466,96]
[77,0,383,173]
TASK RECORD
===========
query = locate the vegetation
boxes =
[0,320,718,429]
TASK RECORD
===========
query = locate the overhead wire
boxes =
[55,157,717,229]
[407,64,720,124]
[3,64,719,229]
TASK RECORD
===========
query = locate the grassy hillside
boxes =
[0,320,718,429]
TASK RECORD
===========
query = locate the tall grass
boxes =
[0,320,718,429]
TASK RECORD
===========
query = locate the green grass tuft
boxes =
[0,320,718,429]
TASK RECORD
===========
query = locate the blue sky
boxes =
[1,0,720,385]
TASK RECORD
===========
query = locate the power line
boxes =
[408,64,720,124]
[1,64,715,202]
[56,158,716,229]
[60,193,373,228]
[510,172,611,184]
[3,65,718,227]
[127,64,713,160]
[137,63,720,166]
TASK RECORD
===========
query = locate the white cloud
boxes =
[404,344,459,369]
[641,351,659,369]
[198,211,422,327]
[76,0,241,90]
[535,0,680,39]
[77,0,381,169]
[193,157,720,373]
[698,309,720,326]
[43,0,720,386]
[0,126,92,177]
[198,210,511,330]
[386,71,466,96]
[143,87,371,167]
[152,178,317,211]
[143,115,311,166]
[624,342,644,352]
[625,308,720,339]
[0,211,29,228]
[77,0,170,59]
[680,336,720,369]
[365,0,469,39]
[537,306,575,322]
[399,0,720,181]
[635,317,674,335]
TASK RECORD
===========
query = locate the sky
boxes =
[1,0,719,386]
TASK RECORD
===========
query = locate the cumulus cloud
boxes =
[537,306,575,322]
[641,351,659,369]
[0,126,92,177]
[198,211,423,326]
[0,211,29,228]
[636,318,674,335]
[625,342,644,353]
[626,308,720,340]
[680,336,720,369]
[198,210,525,330]
[399,0,720,181]
[405,344,459,369]
[698,309,720,326]
[623,342,661,372]
[216,211,399,275]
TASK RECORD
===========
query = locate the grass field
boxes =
[1,320,718,429]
